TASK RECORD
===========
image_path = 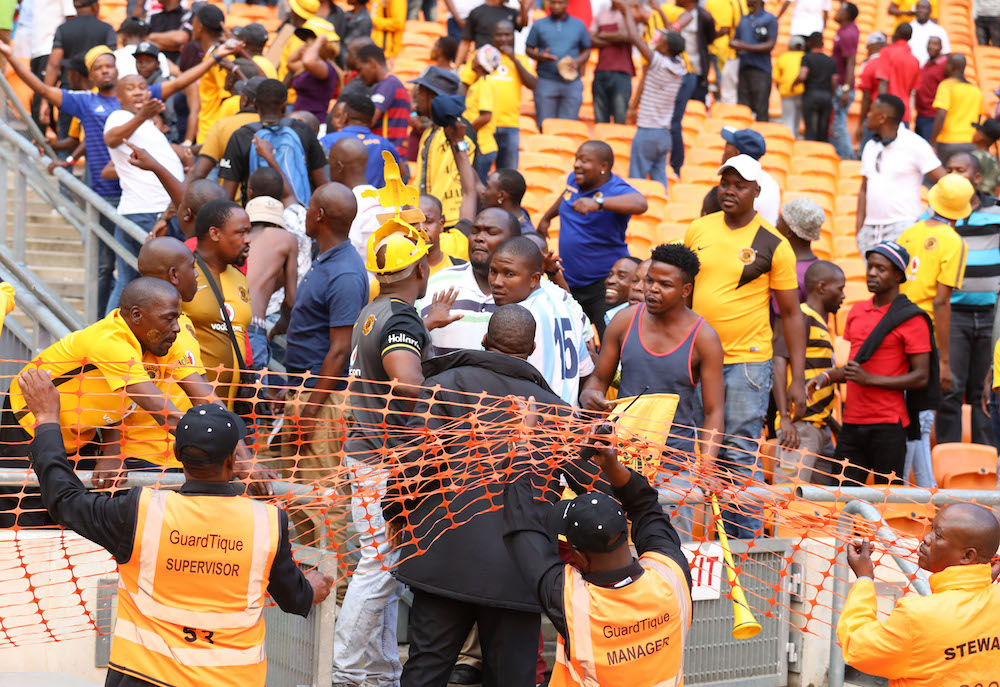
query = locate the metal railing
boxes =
[0,71,146,326]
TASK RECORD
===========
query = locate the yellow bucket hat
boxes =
[928,173,975,221]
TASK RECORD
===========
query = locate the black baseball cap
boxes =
[973,117,1000,142]
[134,41,160,59]
[409,65,461,96]
[233,22,269,47]
[174,404,247,465]
[195,3,225,33]
[559,492,629,553]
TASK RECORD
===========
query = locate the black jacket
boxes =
[383,350,601,612]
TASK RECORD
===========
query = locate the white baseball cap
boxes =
[245,196,286,229]
[717,154,763,183]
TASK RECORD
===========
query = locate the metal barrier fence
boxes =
[0,71,146,326]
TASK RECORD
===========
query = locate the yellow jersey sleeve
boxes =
[168,315,207,379]
[938,231,968,290]
[479,77,496,114]
[769,238,799,292]
[92,322,154,392]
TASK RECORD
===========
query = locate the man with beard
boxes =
[183,199,252,410]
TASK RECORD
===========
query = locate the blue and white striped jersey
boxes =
[522,285,596,406]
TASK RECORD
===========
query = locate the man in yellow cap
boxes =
[897,172,973,487]
[332,220,434,687]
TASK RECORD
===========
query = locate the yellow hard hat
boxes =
[289,0,319,18]
[366,220,430,283]
[928,173,975,220]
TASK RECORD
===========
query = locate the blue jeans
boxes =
[694,361,770,539]
[629,127,671,192]
[592,70,632,124]
[446,16,462,41]
[106,212,160,315]
[474,150,497,184]
[904,409,936,487]
[248,323,270,372]
[914,115,935,141]
[494,127,520,170]
[534,77,583,129]
[832,89,855,160]
[670,73,698,175]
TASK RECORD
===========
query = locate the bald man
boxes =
[0,278,201,526]
[930,54,982,161]
[839,503,1000,683]
[330,136,383,264]
[536,140,648,339]
[279,182,367,552]
[179,179,229,239]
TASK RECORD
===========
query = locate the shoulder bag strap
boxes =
[194,252,248,371]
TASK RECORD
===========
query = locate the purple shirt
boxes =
[772,257,818,314]
[290,63,337,122]
[832,21,859,86]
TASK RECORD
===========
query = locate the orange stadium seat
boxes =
[837,177,862,197]
[794,156,840,179]
[626,215,660,256]
[693,132,727,151]
[792,140,838,161]
[518,115,538,133]
[540,118,591,146]
[834,216,857,238]
[407,20,446,37]
[608,140,631,170]
[880,503,935,539]
[751,121,795,143]
[663,203,701,225]
[839,159,862,179]
[709,102,754,126]
[685,99,707,118]
[833,235,860,260]
[685,148,723,169]
[669,182,713,205]
[593,123,635,145]
[931,443,998,488]
[628,179,668,217]
[520,152,565,176]
[681,165,721,185]
[660,222,687,242]
[524,133,577,157]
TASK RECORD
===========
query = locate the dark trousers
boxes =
[97,194,121,315]
[976,15,1000,46]
[737,67,771,122]
[833,421,907,486]
[670,73,698,175]
[30,55,49,134]
[914,115,935,141]
[937,307,997,445]
[592,70,632,124]
[802,92,832,142]
[401,589,540,687]
[570,278,608,340]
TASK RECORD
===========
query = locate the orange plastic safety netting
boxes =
[0,359,996,648]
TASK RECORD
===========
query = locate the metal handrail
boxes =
[0,69,57,160]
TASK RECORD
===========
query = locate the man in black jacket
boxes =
[385,304,600,686]
[15,367,333,687]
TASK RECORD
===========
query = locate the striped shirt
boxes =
[952,196,1000,309]
[776,303,835,424]
[371,74,411,158]
[522,286,596,406]
[418,263,496,355]
[637,51,687,129]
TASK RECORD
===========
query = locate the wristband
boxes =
[65,156,74,165]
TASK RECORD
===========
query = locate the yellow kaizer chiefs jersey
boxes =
[897,219,967,322]
[9,310,203,453]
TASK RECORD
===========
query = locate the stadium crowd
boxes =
[2,0,1000,684]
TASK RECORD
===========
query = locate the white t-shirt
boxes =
[861,124,942,225]
[754,170,781,227]
[103,110,184,216]
[908,20,951,66]
[350,185,383,269]
[113,45,173,80]
[417,262,495,354]
[789,0,832,37]
[30,0,76,59]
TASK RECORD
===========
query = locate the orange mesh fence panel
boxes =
[0,359,995,649]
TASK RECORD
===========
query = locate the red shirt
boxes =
[856,54,882,96]
[914,55,947,118]
[874,40,920,121]
[843,299,931,426]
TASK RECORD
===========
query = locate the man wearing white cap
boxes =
[684,154,807,539]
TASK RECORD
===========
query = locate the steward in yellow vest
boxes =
[17,368,334,687]
[838,503,1000,687]
[503,440,693,687]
